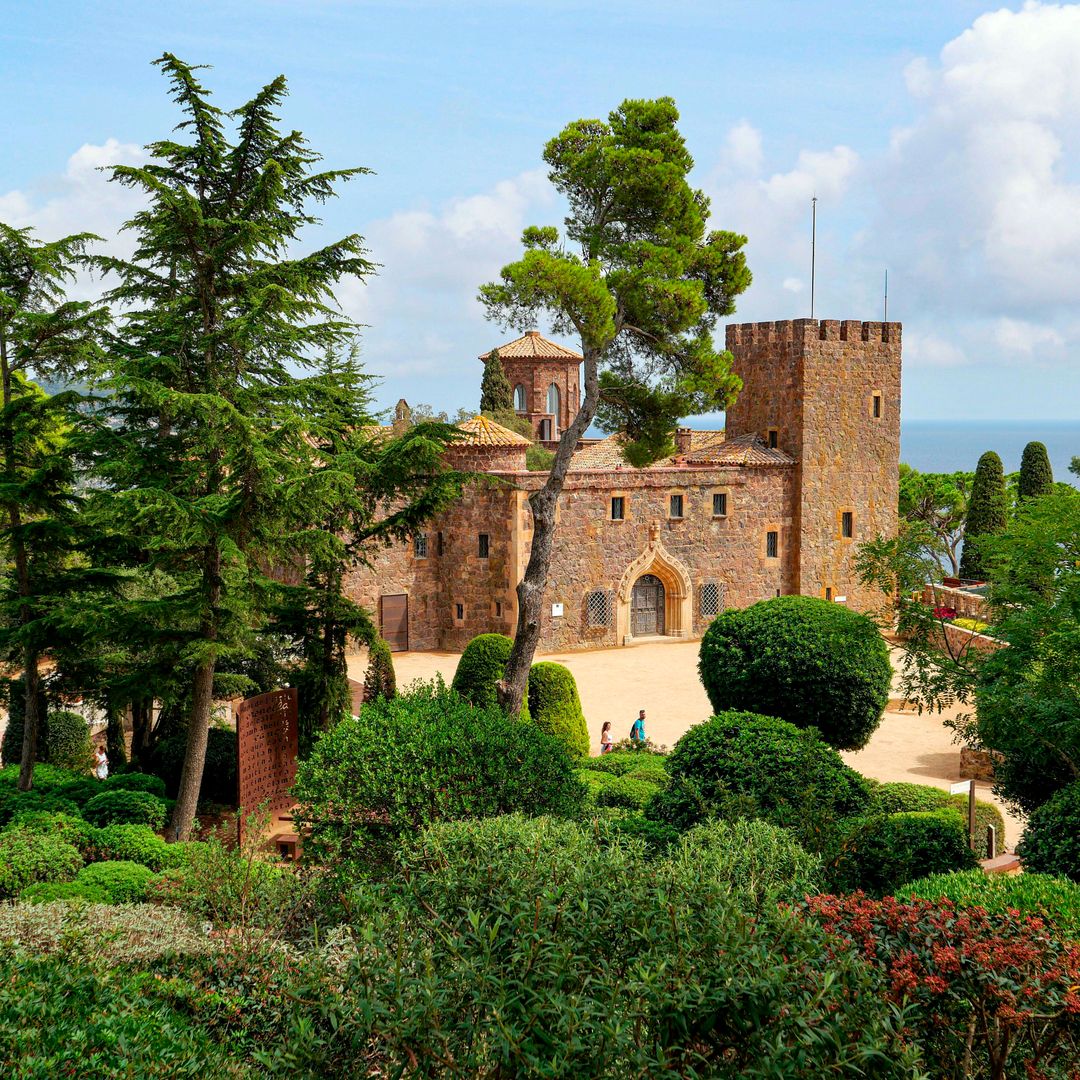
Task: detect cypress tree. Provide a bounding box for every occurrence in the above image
[959,450,1008,580]
[479,348,513,413]
[1018,440,1053,501]
[363,637,397,703]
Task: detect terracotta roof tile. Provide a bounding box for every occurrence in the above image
[679,432,794,466]
[455,415,532,447]
[479,330,582,361]
[569,433,630,470]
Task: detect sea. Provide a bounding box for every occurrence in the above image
[900,420,1080,485]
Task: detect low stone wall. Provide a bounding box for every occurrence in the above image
[960,746,1002,781]
[923,583,990,622]
[937,620,1002,657]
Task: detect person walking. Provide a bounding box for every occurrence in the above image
[630,710,646,744]
[600,721,614,754]
[93,744,109,781]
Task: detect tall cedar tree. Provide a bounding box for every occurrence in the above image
[94,56,374,839]
[1018,441,1054,502]
[0,225,105,791]
[898,464,972,577]
[479,98,750,715]
[479,348,513,413]
[959,451,1008,581]
[272,350,462,750]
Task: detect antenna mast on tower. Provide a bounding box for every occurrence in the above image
[883,267,889,321]
[810,196,817,320]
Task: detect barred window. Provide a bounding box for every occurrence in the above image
[611,496,625,521]
[587,589,612,628]
[841,511,854,539]
[669,493,684,519]
[700,582,723,618]
[712,492,727,517]
[413,533,428,558]
[478,533,490,558]
[766,530,779,558]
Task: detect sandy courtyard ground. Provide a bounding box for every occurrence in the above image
[347,639,1024,851]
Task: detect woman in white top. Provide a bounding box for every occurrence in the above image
[93,745,109,781]
[600,721,614,754]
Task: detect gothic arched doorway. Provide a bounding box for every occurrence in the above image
[631,574,665,637]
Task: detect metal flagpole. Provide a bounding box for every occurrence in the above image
[810,196,817,319]
[884,267,888,321]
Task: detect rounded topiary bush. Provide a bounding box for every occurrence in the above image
[1017,782,1080,882]
[872,781,1005,860]
[90,824,176,871]
[143,727,236,806]
[6,811,96,855]
[43,711,93,773]
[595,774,663,811]
[294,680,583,879]
[698,596,891,750]
[527,662,588,758]
[73,860,156,903]
[649,711,873,845]
[101,773,168,799]
[82,789,168,830]
[0,827,83,899]
[580,749,667,777]
[576,768,617,807]
[20,880,110,904]
[451,634,529,718]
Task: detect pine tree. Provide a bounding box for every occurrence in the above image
[479,348,513,413]
[92,55,375,839]
[0,224,105,791]
[1018,441,1053,501]
[959,450,1008,580]
[363,637,397,703]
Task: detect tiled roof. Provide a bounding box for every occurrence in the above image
[479,330,582,361]
[455,415,532,447]
[675,432,794,466]
[569,433,630,470]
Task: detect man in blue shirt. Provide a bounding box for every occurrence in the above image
[630,710,646,743]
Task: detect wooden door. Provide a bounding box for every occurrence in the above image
[631,574,665,637]
[380,593,409,652]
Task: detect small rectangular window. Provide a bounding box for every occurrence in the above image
[825,587,833,602]
[495,600,503,617]
[873,394,882,419]
[478,533,490,558]
[767,429,779,449]
[766,530,779,558]
[413,533,427,558]
[587,590,611,628]
[842,511,853,539]
[670,494,684,519]
[700,582,723,618]
[455,603,464,621]
[611,496,625,521]
[712,492,727,517]
[437,531,444,556]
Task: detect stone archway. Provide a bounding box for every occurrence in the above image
[616,524,694,644]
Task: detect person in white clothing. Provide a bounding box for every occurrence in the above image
[600,721,614,754]
[93,745,109,781]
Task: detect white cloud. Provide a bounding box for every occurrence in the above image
[904,332,970,369]
[993,316,1066,357]
[782,277,804,293]
[723,121,764,174]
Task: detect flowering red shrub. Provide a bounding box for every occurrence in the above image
[932,606,958,621]
[802,893,1080,1080]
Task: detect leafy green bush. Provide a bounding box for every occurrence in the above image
[363,637,396,703]
[0,827,83,899]
[873,781,1005,859]
[19,880,110,904]
[598,812,680,856]
[0,677,45,767]
[73,861,156,904]
[5,810,96,855]
[698,596,891,750]
[898,869,1080,937]
[831,810,978,896]
[90,824,179,871]
[0,788,80,827]
[82,789,168,829]
[294,681,582,881]
[42,710,93,773]
[576,768,616,807]
[143,727,237,806]
[0,762,81,794]
[649,711,873,853]
[624,759,669,786]
[102,772,168,799]
[579,748,667,776]
[527,661,588,758]
[272,814,919,1078]
[595,774,662,810]
[450,633,529,718]
[52,777,102,807]
[1017,781,1080,881]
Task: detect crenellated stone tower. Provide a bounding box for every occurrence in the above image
[725,319,902,611]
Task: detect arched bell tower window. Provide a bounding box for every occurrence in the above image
[546,383,560,418]
[514,384,527,413]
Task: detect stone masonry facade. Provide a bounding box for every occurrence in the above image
[346,319,902,652]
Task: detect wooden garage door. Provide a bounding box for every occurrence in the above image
[380,593,409,652]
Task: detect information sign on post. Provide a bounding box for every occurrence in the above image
[950,780,977,852]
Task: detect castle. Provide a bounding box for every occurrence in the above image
[347,318,902,652]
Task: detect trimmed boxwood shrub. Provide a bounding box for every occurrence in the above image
[43,711,93,773]
[624,760,669,787]
[1017,781,1080,882]
[451,633,529,719]
[102,772,168,799]
[600,812,680,856]
[73,861,156,903]
[649,711,873,848]
[53,778,102,807]
[698,595,891,750]
[831,810,978,896]
[294,680,583,879]
[579,749,667,777]
[82,789,168,829]
[90,824,179,872]
[0,827,83,899]
[596,774,663,811]
[873,781,1005,859]
[527,662,588,758]
[6,811,97,855]
[20,880,111,904]
[576,768,617,806]
[898,869,1080,937]
[143,727,237,806]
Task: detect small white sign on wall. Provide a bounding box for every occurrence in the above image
[950,780,973,795]
[551,603,564,618]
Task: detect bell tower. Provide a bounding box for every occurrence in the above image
[480,330,582,447]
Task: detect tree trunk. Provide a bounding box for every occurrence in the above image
[105,694,128,767]
[17,648,41,792]
[129,700,150,764]
[498,349,600,717]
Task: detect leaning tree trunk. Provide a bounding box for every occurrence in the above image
[498,348,600,717]
[17,646,42,792]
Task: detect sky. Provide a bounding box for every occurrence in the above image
[3,1,1080,421]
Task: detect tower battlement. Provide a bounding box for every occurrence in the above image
[726,319,902,348]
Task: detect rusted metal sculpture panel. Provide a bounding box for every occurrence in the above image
[237,687,298,838]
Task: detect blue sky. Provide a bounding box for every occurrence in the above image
[4,1,1080,421]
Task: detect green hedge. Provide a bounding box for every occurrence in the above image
[73,861,156,904]
[43,711,93,773]
[5,811,96,855]
[579,749,668,777]
[1017,781,1080,882]
[698,596,891,750]
[451,634,529,719]
[82,789,168,830]
[873,781,1005,859]
[595,774,663,811]
[19,880,111,904]
[0,828,83,900]
[102,773,168,799]
[527,662,588,758]
[90,825,182,872]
